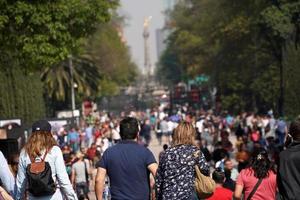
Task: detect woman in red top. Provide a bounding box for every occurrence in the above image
[234,149,277,200]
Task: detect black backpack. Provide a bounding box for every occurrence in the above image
[26,148,56,197]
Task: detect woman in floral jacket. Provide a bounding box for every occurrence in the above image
[156,122,210,200]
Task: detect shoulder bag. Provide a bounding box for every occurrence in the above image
[194,151,216,199]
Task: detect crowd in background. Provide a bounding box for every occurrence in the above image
[0,103,296,200]
[54,106,288,199]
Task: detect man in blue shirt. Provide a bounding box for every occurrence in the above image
[95,117,157,200]
[67,127,80,152]
[276,118,287,146]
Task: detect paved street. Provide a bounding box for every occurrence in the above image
[148,132,164,161]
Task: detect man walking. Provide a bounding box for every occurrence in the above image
[95,117,157,200]
[72,152,90,200]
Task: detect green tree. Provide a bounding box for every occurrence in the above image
[41,57,101,101]
[0,0,117,121]
[158,0,300,116]
[156,45,184,86]
[82,19,138,96]
[260,0,300,116]
[0,0,117,70]
[0,67,45,126]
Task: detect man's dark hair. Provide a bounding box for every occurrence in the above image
[224,168,232,179]
[163,144,168,151]
[289,119,300,141]
[212,168,225,184]
[120,117,139,140]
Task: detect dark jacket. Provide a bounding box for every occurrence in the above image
[277,142,300,200]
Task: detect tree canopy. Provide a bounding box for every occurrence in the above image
[82,18,138,96]
[157,0,300,117]
[0,0,139,124]
[0,0,117,70]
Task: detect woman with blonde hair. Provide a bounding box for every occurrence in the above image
[15,120,78,200]
[156,122,210,200]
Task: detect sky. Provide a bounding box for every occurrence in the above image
[119,0,165,71]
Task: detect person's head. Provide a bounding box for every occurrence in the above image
[163,144,168,151]
[90,143,96,148]
[25,120,57,158]
[119,117,140,140]
[224,159,233,170]
[76,151,84,161]
[80,147,87,154]
[224,168,232,179]
[201,139,208,147]
[62,145,70,151]
[238,143,247,152]
[214,141,222,149]
[219,150,229,160]
[212,168,225,184]
[172,122,195,146]
[70,152,76,162]
[221,130,229,140]
[287,119,300,145]
[9,153,19,176]
[250,148,275,179]
[242,135,248,143]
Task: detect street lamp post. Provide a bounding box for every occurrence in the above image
[69,55,75,121]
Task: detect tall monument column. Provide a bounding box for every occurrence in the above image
[143,16,152,77]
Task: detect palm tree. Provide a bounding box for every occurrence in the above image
[41,57,101,101]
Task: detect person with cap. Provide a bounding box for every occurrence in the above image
[15,120,78,200]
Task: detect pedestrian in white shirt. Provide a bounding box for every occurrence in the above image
[15,120,77,200]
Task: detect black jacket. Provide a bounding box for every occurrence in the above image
[278,142,300,200]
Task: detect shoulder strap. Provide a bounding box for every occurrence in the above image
[193,150,201,158]
[42,147,54,161]
[29,156,35,164]
[84,160,89,183]
[247,178,263,200]
[30,147,53,163]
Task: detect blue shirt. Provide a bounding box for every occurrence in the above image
[277,120,286,133]
[85,126,93,139]
[97,140,156,200]
[0,151,15,195]
[67,131,79,143]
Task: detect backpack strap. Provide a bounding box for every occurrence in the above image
[29,156,35,164]
[30,147,53,163]
[41,147,52,161]
[42,149,51,162]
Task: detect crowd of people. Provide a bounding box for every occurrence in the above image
[0,106,300,200]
